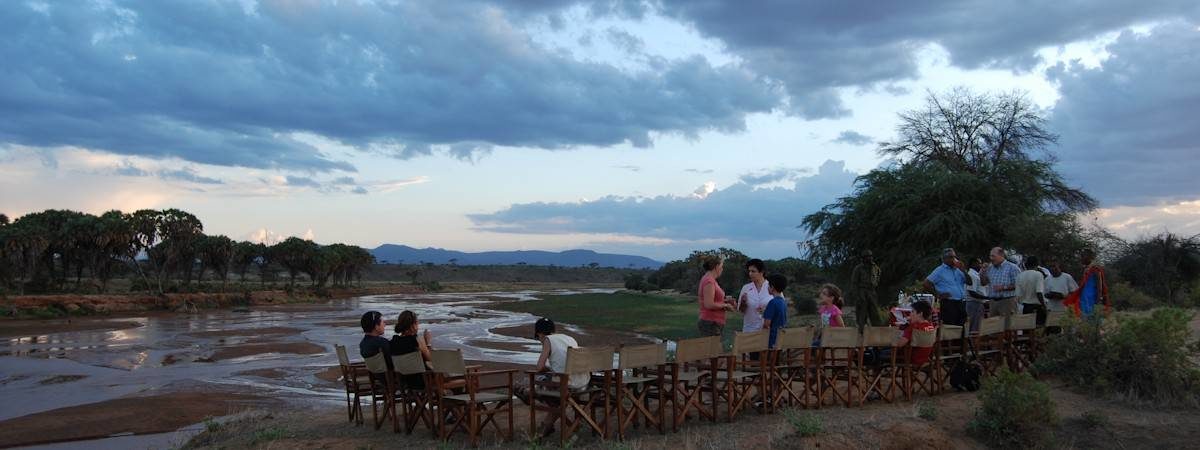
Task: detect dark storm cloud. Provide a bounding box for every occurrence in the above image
[1049,22,1200,206]
[831,130,874,146]
[0,0,777,170]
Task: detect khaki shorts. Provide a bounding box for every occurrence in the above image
[698,319,724,337]
[989,298,1018,317]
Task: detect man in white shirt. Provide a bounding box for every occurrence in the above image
[738,259,772,333]
[1043,257,1079,313]
[1015,255,1047,325]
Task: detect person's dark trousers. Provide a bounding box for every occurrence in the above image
[856,292,884,330]
[940,299,966,326]
[1022,303,1047,326]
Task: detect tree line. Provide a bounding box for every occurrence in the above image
[0,209,374,295]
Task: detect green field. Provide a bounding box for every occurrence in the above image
[490,291,746,342]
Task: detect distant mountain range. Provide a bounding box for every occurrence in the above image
[370,244,663,269]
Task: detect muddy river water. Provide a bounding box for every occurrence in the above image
[0,289,632,449]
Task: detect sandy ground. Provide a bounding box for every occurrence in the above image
[176,376,1200,450]
[0,392,270,448]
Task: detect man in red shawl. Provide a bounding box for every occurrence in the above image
[1063,248,1109,317]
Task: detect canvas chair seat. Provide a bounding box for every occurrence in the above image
[715,369,760,380]
[534,385,601,397]
[669,370,710,382]
[619,375,658,385]
[443,392,513,403]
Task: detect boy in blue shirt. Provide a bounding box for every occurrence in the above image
[762,274,789,348]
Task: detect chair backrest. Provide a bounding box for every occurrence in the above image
[364,352,388,374]
[911,329,937,348]
[938,325,965,342]
[675,336,721,363]
[978,316,1005,336]
[861,326,896,347]
[776,326,815,350]
[430,349,467,376]
[618,343,666,369]
[566,346,616,374]
[732,330,769,355]
[392,351,427,376]
[335,344,351,367]
[1044,311,1067,328]
[820,327,860,348]
[1007,313,1037,331]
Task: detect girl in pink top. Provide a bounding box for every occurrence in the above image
[818,283,846,327]
[697,255,734,337]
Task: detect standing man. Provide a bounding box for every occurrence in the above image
[923,248,969,326]
[965,257,989,332]
[738,259,772,334]
[1016,256,1047,325]
[981,247,1021,317]
[1043,257,1078,313]
[1064,248,1110,317]
[850,250,883,330]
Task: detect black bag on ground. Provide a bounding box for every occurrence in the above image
[949,328,982,392]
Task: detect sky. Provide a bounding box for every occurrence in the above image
[2,0,1199,262]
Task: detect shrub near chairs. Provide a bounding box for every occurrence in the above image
[613,343,668,439]
[430,349,516,447]
[816,327,862,408]
[859,326,899,404]
[335,344,371,425]
[771,327,816,409]
[714,330,771,420]
[528,346,616,447]
[667,336,721,431]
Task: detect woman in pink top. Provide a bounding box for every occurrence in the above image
[697,255,735,337]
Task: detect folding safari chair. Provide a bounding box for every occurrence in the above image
[816,327,862,408]
[666,336,721,431]
[899,329,938,401]
[335,344,371,425]
[363,352,400,432]
[714,330,771,421]
[859,326,899,404]
[771,327,816,409]
[527,346,615,447]
[974,317,1007,377]
[391,351,435,435]
[1005,313,1038,372]
[933,321,967,394]
[430,349,516,447]
[613,343,668,439]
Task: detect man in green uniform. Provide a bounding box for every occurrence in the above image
[850,250,884,329]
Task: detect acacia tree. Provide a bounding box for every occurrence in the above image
[803,88,1097,294]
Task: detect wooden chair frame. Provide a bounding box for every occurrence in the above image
[933,322,966,394]
[363,352,399,432]
[714,331,771,420]
[613,343,668,439]
[899,329,938,401]
[527,346,615,447]
[771,327,815,409]
[974,317,1007,377]
[816,327,862,408]
[391,351,435,435]
[430,349,516,447]
[1005,313,1038,372]
[859,326,899,404]
[666,336,721,431]
[335,344,370,425]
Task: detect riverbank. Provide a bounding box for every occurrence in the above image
[0,282,620,320]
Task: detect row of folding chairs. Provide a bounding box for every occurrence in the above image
[331,312,1060,447]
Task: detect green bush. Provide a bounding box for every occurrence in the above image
[782,409,822,437]
[1035,308,1200,407]
[916,401,938,421]
[1109,281,1161,310]
[968,369,1058,448]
